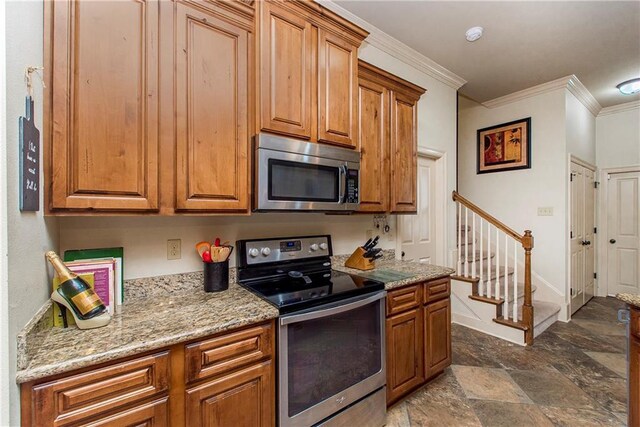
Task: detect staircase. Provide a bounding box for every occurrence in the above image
[451,192,560,346]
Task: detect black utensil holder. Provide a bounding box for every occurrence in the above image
[203,260,229,292]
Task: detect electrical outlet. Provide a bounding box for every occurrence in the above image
[537,207,554,216]
[167,239,181,260]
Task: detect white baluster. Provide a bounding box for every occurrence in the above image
[486,225,492,298]
[479,218,484,297]
[472,212,477,278]
[457,203,462,275]
[495,228,500,300]
[504,234,509,318]
[464,207,469,277]
[513,240,519,321]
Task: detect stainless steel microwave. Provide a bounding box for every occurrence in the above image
[254,133,360,212]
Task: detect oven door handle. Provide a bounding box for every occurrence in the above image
[280,291,386,325]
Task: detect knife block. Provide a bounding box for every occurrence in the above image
[344,247,375,271]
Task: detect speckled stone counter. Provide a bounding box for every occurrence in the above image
[617,293,640,309]
[16,271,278,384]
[332,250,455,290]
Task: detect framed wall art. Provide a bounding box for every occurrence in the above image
[477,117,531,174]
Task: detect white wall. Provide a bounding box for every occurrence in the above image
[5,1,59,425]
[458,89,568,293]
[596,104,640,169]
[566,91,596,165]
[60,214,397,279]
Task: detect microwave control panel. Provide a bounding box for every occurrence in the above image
[345,169,359,204]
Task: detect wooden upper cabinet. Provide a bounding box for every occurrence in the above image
[175,1,250,212]
[258,2,313,139]
[357,61,425,214]
[48,0,159,211]
[390,91,419,213]
[357,73,389,212]
[257,1,367,147]
[317,29,358,148]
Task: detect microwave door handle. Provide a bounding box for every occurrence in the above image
[339,164,348,204]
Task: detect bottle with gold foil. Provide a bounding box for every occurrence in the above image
[46,251,111,329]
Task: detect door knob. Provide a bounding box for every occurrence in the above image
[610,239,616,244]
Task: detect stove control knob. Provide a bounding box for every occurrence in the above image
[248,248,259,258]
[319,243,328,250]
[261,247,271,256]
[310,244,319,252]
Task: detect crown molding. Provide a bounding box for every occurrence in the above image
[597,100,640,117]
[482,75,602,116]
[317,0,467,90]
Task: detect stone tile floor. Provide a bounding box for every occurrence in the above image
[386,297,629,426]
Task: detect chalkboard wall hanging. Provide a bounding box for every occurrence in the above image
[19,96,40,211]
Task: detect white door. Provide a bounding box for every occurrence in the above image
[570,163,585,314]
[584,168,596,302]
[399,156,437,263]
[607,171,640,296]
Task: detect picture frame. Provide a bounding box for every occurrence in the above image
[477,117,531,174]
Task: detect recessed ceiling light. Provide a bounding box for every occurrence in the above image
[617,78,640,95]
[465,27,484,42]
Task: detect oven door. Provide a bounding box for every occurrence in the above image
[255,142,359,212]
[278,292,386,427]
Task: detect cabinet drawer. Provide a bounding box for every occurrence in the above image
[82,397,168,427]
[423,278,450,304]
[631,307,640,339]
[387,285,422,316]
[31,352,169,426]
[185,322,274,384]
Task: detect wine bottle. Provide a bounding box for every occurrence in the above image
[46,251,107,320]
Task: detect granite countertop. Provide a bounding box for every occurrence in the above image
[332,251,455,290]
[616,293,640,309]
[16,272,279,384]
[17,251,454,384]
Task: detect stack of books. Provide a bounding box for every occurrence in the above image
[52,247,124,327]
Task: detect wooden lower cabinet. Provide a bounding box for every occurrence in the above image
[21,320,276,427]
[185,361,274,426]
[386,308,425,404]
[630,306,639,427]
[385,278,452,406]
[424,298,452,379]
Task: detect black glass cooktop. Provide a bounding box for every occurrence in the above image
[240,269,385,314]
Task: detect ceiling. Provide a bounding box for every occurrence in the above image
[334,1,640,108]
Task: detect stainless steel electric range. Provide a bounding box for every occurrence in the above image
[236,235,387,427]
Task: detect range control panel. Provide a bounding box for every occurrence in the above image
[239,235,332,266]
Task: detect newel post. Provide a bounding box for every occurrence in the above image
[522,230,534,345]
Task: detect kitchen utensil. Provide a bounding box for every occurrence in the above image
[364,248,382,258]
[368,235,379,249]
[370,254,383,261]
[196,241,211,258]
[362,238,373,249]
[214,237,221,247]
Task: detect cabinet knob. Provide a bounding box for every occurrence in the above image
[610,239,616,244]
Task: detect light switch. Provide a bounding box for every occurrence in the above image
[537,207,554,216]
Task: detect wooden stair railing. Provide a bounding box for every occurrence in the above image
[452,191,535,345]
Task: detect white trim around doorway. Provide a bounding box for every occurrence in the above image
[395,148,448,267]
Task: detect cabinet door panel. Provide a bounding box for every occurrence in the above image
[185,361,274,427]
[259,2,313,139]
[50,0,159,210]
[318,29,358,148]
[357,78,389,212]
[175,3,249,211]
[424,298,452,379]
[386,308,424,405]
[390,92,418,213]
